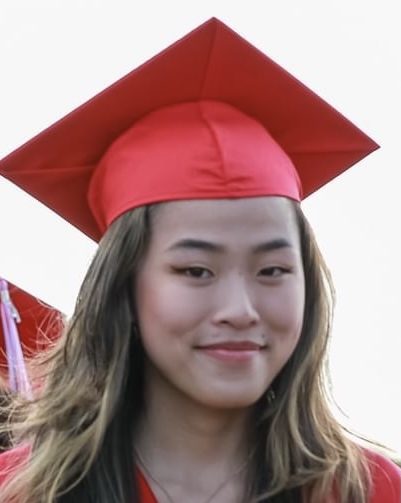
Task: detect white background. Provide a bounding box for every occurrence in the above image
[0,1,400,455]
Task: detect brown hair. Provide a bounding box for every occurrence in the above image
[247,203,370,502]
[0,385,13,452]
[0,201,371,502]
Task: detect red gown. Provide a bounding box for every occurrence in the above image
[0,444,400,502]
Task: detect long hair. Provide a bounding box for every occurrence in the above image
[248,204,370,503]
[0,201,370,503]
[0,385,14,452]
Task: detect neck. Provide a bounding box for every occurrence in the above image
[135,363,253,495]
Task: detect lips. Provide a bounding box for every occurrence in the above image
[195,341,265,363]
[196,341,265,351]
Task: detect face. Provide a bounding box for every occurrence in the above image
[135,197,305,410]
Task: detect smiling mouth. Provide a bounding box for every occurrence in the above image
[194,342,266,363]
[196,341,266,351]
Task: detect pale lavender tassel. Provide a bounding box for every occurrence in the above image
[0,279,32,399]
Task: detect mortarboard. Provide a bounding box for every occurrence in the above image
[0,18,378,242]
[0,279,62,394]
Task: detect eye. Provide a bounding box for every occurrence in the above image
[174,267,213,279]
[259,266,291,278]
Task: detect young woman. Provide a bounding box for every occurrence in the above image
[0,18,399,503]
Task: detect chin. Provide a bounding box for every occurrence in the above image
[192,385,269,411]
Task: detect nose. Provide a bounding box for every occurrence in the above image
[212,276,260,329]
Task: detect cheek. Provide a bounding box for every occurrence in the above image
[262,281,305,340]
[135,271,210,338]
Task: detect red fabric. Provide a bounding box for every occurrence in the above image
[88,100,302,233]
[367,451,401,503]
[136,468,158,503]
[0,444,30,487]
[0,18,378,241]
[0,444,399,502]
[0,282,62,378]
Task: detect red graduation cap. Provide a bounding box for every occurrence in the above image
[0,279,62,393]
[0,18,378,241]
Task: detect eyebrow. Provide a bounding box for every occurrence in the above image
[167,238,293,254]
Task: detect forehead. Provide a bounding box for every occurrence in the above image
[150,197,300,247]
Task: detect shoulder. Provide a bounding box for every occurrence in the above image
[0,443,30,486]
[365,449,401,502]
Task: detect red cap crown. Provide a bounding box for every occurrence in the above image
[89,101,302,232]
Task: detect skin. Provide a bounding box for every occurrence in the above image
[134,196,305,502]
